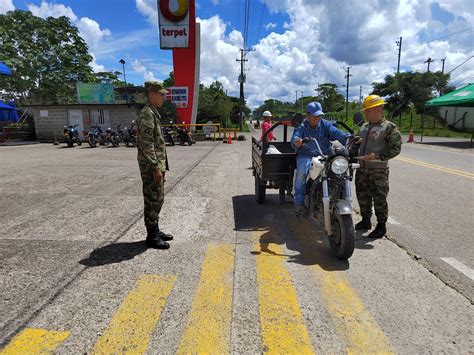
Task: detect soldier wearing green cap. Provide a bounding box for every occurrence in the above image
[137,81,173,249]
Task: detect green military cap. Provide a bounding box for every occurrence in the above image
[144,81,168,94]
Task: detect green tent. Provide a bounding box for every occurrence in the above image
[425,83,474,107]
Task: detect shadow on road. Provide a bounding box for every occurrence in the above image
[233,194,350,271]
[79,241,147,267]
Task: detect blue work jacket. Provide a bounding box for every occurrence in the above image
[291,118,350,158]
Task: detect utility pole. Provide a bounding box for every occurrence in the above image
[236,48,254,131]
[396,36,402,74]
[359,85,363,105]
[301,91,304,112]
[441,57,446,74]
[345,66,352,122]
[295,90,298,104]
[424,57,434,72]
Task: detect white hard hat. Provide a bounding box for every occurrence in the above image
[262,111,272,117]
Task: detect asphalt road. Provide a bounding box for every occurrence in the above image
[0,137,473,353]
[257,123,474,301]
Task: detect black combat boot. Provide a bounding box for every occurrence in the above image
[145,225,170,249]
[156,224,173,241]
[355,216,372,230]
[367,222,386,239]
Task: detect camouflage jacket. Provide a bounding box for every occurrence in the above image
[136,104,168,172]
[358,119,402,169]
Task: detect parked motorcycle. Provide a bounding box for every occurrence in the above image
[117,125,126,144]
[123,121,138,147]
[176,125,193,146]
[105,126,121,147]
[87,125,108,148]
[162,126,175,146]
[63,124,82,147]
[299,123,360,260]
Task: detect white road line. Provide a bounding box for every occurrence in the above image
[441,258,474,281]
[387,216,400,225]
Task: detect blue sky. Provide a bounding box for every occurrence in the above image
[1,0,473,107]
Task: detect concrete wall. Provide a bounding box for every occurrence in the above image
[27,105,141,142]
[439,106,474,130]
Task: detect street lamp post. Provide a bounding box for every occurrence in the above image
[119,59,128,103]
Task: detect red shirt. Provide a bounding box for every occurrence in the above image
[260,121,274,142]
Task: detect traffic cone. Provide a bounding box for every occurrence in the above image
[227,133,232,144]
[408,128,414,143]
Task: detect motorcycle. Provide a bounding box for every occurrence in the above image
[63,124,82,147]
[162,126,175,146]
[87,125,108,148]
[176,125,193,146]
[105,126,121,147]
[123,121,138,147]
[117,125,126,144]
[298,122,360,260]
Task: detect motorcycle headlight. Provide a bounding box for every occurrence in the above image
[331,157,349,175]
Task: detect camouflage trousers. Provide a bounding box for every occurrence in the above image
[139,164,164,228]
[355,168,390,223]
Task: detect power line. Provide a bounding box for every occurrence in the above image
[447,55,474,74]
[255,0,266,46]
[348,27,474,66]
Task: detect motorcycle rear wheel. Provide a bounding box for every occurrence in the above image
[329,213,354,260]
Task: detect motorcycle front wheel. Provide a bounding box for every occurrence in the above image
[88,136,96,148]
[329,213,355,260]
[111,136,120,147]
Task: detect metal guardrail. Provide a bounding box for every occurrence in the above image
[161,123,241,141]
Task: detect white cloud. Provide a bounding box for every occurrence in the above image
[28,1,77,21]
[27,1,112,72]
[196,1,474,107]
[0,0,14,13]
[264,22,277,31]
[90,53,105,73]
[132,59,158,82]
[76,17,111,53]
[136,0,158,28]
[211,0,220,4]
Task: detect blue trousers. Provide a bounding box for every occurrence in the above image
[294,156,312,206]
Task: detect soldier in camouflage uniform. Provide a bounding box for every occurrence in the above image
[137,81,173,249]
[355,95,402,238]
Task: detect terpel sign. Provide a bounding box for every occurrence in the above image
[158,0,190,49]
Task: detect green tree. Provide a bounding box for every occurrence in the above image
[163,71,174,88]
[0,10,95,104]
[94,71,126,86]
[371,71,451,115]
[317,83,345,112]
[197,81,241,127]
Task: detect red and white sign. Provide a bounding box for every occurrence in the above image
[158,0,190,49]
[166,86,188,108]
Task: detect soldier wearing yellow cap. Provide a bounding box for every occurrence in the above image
[355,95,402,238]
[137,81,173,249]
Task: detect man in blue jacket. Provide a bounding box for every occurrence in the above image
[291,102,350,217]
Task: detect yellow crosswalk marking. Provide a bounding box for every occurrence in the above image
[177,244,235,354]
[288,220,394,354]
[92,274,176,354]
[0,328,70,354]
[253,230,315,354]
